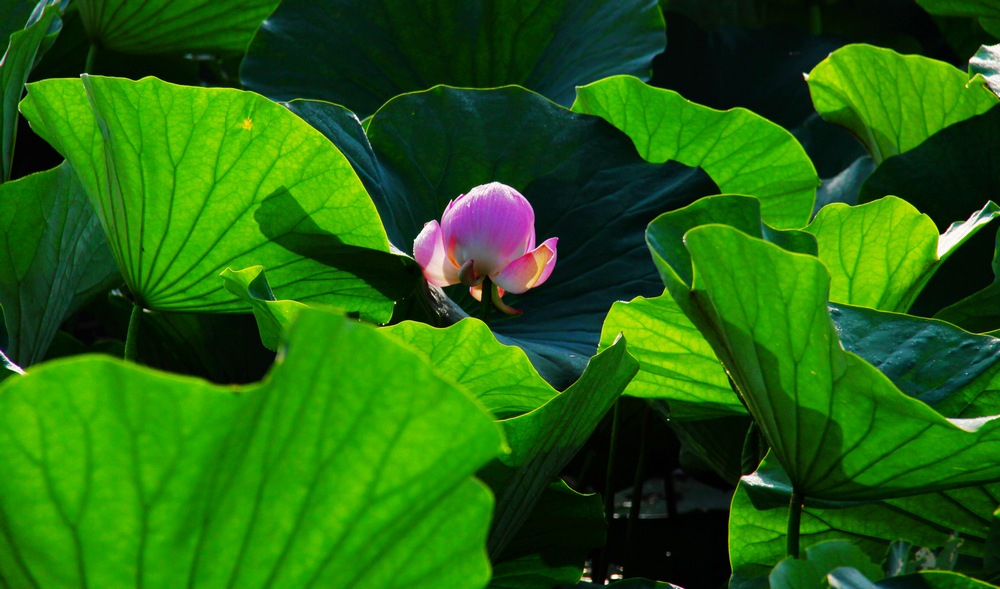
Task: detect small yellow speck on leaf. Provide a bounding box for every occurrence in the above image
[242,117,253,130]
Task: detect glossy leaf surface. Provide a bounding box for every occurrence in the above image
[242,0,666,117]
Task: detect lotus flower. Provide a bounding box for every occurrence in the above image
[414,182,558,315]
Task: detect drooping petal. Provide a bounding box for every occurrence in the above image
[413,220,459,287]
[441,182,535,277]
[492,238,558,294]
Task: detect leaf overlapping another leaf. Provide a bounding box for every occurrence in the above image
[19,76,404,320]
[0,310,503,589]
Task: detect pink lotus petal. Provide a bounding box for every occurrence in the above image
[413,220,459,287]
[492,239,557,294]
[469,284,483,301]
[442,182,535,277]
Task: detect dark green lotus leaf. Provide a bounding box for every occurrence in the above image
[831,303,1000,413]
[0,0,37,47]
[861,107,1000,316]
[807,44,997,163]
[294,86,717,387]
[134,308,275,385]
[1,0,60,182]
[76,0,279,55]
[0,309,502,588]
[480,335,637,556]
[806,198,999,313]
[0,163,118,366]
[731,460,1000,586]
[20,76,405,320]
[241,0,666,117]
[489,481,604,589]
[918,1,1000,37]
[658,223,1000,500]
[572,75,818,229]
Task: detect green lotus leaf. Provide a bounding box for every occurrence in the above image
[657,222,1000,501]
[76,0,279,55]
[770,541,882,589]
[19,76,405,320]
[242,0,666,117]
[480,335,637,556]
[860,106,1000,317]
[602,194,813,420]
[0,163,118,366]
[917,0,1000,37]
[572,75,818,229]
[731,462,1000,585]
[0,309,502,588]
[807,44,997,163]
[1,0,60,181]
[599,292,739,420]
[383,319,557,420]
[805,197,999,312]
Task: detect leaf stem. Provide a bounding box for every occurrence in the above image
[480,276,492,325]
[624,404,650,578]
[84,43,96,75]
[787,489,803,558]
[124,302,142,362]
[595,399,621,585]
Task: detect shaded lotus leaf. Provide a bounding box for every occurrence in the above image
[76,0,279,55]
[807,43,997,163]
[242,0,666,117]
[1,0,60,181]
[292,87,717,387]
[572,75,817,229]
[917,0,1000,37]
[19,76,406,320]
[480,335,637,556]
[0,309,502,588]
[0,163,118,366]
[487,481,604,589]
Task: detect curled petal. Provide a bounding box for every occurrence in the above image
[442,182,535,277]
[414,220,459,287]
[492,238,558,294]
